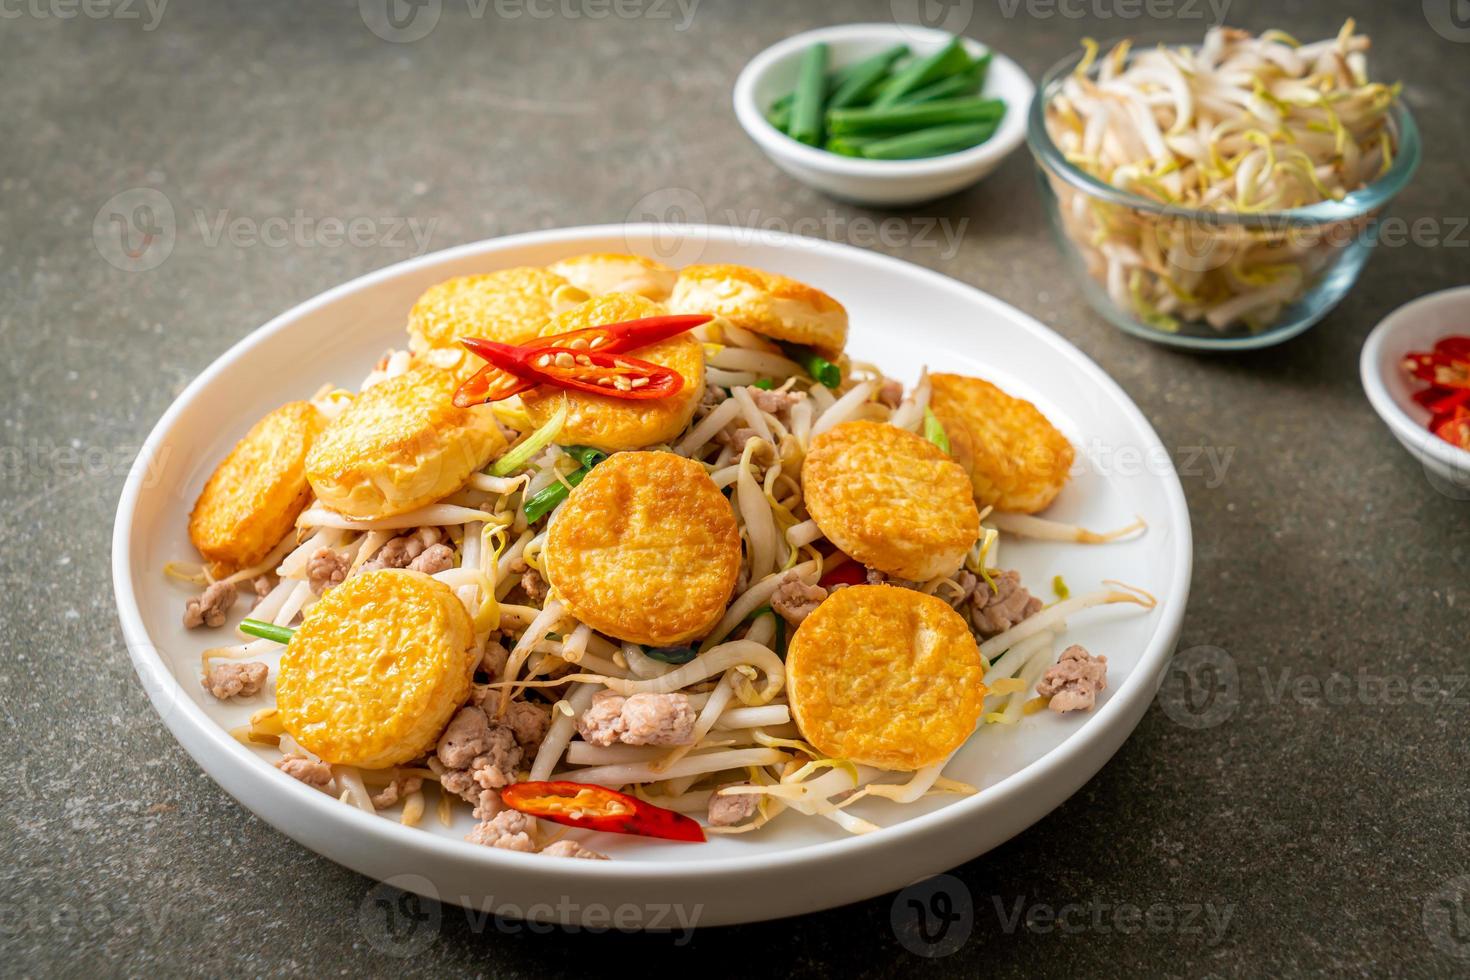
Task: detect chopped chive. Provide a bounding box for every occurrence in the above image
[871,37,972,108]
[823,135,874,157]
[827,45,908,110]
[857,119,1000,159]
[490,405,566,477]
[894,54,990,105]
[789,42,829,146]
[780,343,840,388]
[560,444,607,469]
[240,619,295,644]
[1052,575,1070,600]
[922,408,951,453]
[753,378,775,390]
[524,463,593,522]
[767,100,792,133]
[827,97,1006,137]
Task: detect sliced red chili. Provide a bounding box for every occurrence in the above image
[1403,336,1470,391]
[452,314,710,407]
[463,337,683,401]
[500,780,707,842]
[819,559,866,589]
[1433,413,1470,452]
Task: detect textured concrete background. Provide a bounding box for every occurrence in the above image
[3,0,1468,974]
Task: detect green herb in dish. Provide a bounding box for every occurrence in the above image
[780,342,841,388]
[788,42,829,145]
[870,36,972,107]
[922,408,951,453]
[827,96,1005,137]
[240,619,295,644]
[858,119,1000,159]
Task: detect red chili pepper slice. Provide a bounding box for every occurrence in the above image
[500,781,707,842]
[462,338,683,401]
[1433,413,1470,452]
[819,560,866,589]
[1403,336,1470,390]
[452,314,710,406]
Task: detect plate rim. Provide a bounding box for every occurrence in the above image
[112,222,1193,883]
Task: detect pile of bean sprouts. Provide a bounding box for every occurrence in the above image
[180,319,1157,846]
[1042,22,1399,333]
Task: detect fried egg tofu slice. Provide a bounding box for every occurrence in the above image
[276,570,476,768]
[519,293,705,452]
[787,585,985,771]
[667,263,847,359]
[189,400,325,572]
[929,373,1075,514]
[548,253,677,302]
[305,367,507,519]
[407,267,588,378]
[544,451,740,646]
[803,420,979,582]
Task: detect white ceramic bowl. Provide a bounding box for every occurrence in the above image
[113,224,1191,927]
[733,24,1034,206]
[1361,285,1470,493]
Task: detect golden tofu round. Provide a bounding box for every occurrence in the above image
[803,420,979,581]
[543,451,740,646]
[189,400,324,572]
[929,373,1075,514]
[548,253,677,302]
[787,585,985,771]
[667,263,847,359]
[407,267,588,378]
[305,367,507,519]
[276,570,477,768]
[520,293,705,452]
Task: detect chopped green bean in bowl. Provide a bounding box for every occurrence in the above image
[733,23,1035,206]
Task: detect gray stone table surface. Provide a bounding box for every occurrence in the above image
[3,0,1467,975]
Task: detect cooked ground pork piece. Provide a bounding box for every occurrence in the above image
[708,783,760,827]
[1036,645,1108,713]
[370,775,424,809]
[305,546,349,595]
[183,580,237,629]
[501,699,551,751]
[770,571,828,626]
[748,385,806,421]
[877,379,904,409]
[969,569,1043,638]
[518,566,549,606]
[717,423,762,452]
[540,839,609,860]
[864,567,920,590]
[201,661,268,700]
[250,574,276,608]
[695,383,728,420]
[408,542,455,575]
[478,637,511,679]
[576,691,696,747]
[435,706,522,786]
[360,527,443,573]
[275,753,332,791]
[466,809,537,852]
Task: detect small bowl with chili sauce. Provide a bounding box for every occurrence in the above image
[1361,285,1470,493]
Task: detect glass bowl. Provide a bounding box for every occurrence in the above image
[1025,44,1421,351]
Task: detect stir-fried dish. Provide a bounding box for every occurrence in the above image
[171,254,1156,859]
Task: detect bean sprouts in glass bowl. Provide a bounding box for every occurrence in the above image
[1026,24,1420,350]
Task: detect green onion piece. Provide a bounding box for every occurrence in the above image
[767,100,792,133]
[858,119,1000,160]
[769,44,908,128]
[827,97,1005,137]
[643,645,698,665]
[773,611,787,660]
[922,408,951,454]
[894,54,990,105]
[1052,575,1070,600]
[240,619,295,644]
[489,402,567,477]
[871,37,972,108]
[824,135,873,157]
[780,343,840,388]
[560,444,608,469]
[523,465,589,523]
[827,45,907,110]
[789,42,829,146]
[753,378,775,390]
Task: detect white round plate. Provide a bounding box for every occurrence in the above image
[113,224,1192,927]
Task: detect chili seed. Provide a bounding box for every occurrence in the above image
[554,352,575,368]
[576,355,592,366]
[630,377,649,388]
